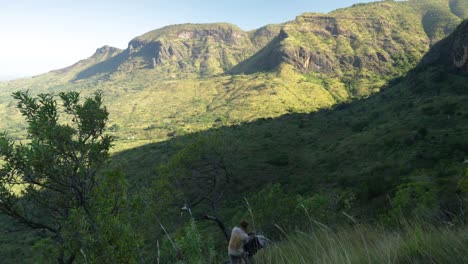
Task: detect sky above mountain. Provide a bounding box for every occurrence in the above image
[0,0,374,80]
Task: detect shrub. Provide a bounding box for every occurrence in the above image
[388,182,438,223]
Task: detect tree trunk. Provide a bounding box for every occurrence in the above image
[202,214,230,242]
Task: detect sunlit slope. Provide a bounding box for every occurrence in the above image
[113,18,468,232]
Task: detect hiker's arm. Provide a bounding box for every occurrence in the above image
[241,231,250,243]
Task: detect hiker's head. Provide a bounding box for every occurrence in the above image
[240,220,248,231]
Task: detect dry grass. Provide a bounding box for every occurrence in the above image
[254,224,468,264]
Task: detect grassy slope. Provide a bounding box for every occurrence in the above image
[3,52,466,262]
[0,70,347,153]
[410,0,463,44]
[255,224,468,264]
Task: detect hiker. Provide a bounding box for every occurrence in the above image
[228,220,252,264]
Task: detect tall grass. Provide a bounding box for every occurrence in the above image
[254,224,468,264]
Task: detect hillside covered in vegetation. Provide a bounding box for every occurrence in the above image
[0,0,465,152]
[103,18,468,262]
[1,0,468,263]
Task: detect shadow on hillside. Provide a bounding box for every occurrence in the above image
[229,34,284,74]
[108,76,398,191]
[109,59,468,201]
[74,51,129,81]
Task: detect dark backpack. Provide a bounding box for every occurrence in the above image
[244,235,268,257]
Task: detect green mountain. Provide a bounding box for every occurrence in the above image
[232,0,462,87]
[0,0,465,153]
[74,23,282,80]
[90,18,468,262]
[117,17,468,211]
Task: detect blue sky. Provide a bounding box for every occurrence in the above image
[0,0,374,79]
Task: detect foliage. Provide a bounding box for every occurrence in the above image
[0,91,113,263]
[108,36,468,260]
[161,218,218,264]
[248,184,298,236]
[387,182,438,224]
[458,168,468,193]
[66,170,141,264]
[450,0,468,19]
[0,92,141,263]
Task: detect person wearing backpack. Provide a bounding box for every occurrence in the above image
[228,220,252,264]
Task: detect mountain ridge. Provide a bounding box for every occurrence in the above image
[3,0,461,84]
[1,0,465,84]
[0,0,466,151]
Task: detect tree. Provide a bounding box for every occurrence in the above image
[0,91,112,263]
[157,133,236,242]
[65,170,140,264]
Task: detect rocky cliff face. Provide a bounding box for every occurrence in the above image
[2,1,468,150]
[226,1,468,100]
[50,0,466,83]
[71,23,282,80]
[120,23,265,77]
[233,0,465,79]
[420,19,468,74]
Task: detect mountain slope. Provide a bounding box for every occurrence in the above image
[53,45,123,78]
[105,19,468,261]
[0,0,465,151]
[420,19,468,73]
[93,18,468,263]
[74,23,281,80]
[450,0,468,19]
[115,18,468,207]
[231,0,464,96]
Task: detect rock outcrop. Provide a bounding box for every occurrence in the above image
[120,23,264,77]
[232,1,465,78]
[420,19,468,74]
[62,0,465,81]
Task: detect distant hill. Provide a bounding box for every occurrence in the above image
[72,23,282,80]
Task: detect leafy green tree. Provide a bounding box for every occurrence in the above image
[389,182,438,224]
[249,184,298,237]
[0,91,112,263]
[64,170,141,264]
